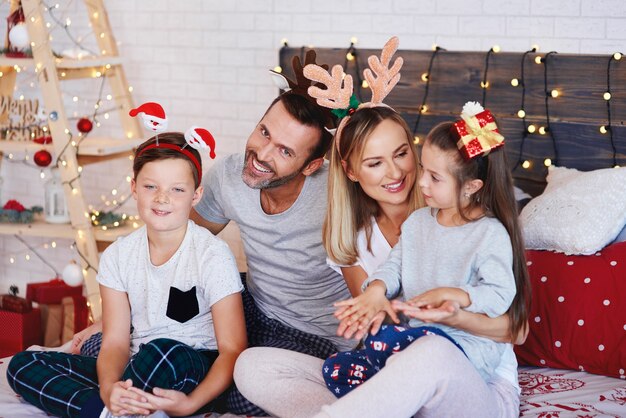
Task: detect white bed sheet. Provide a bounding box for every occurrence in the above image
[2,356,625,417]
[519,366,626,417]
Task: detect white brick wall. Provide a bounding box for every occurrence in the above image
[1,0,626,295]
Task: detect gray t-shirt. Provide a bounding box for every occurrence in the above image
[195,153,352,350]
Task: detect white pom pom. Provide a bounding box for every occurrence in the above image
[461,101,484,118]
[62,261,84,287]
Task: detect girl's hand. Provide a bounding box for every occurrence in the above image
[334,281,399,338]
[102,379,153,416]
[127,387,193,417]
[393,299,460,323]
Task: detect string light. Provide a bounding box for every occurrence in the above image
[481,47,497,106]
[513,47,537,171]
[412,46,445,138]
[604,52,622,167]
[542,51,559,165]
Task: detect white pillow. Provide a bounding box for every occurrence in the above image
[520,166,626,255]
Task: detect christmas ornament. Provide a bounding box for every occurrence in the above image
[184,126,216,158]
[61,261,84,286]
[77,118,93,133]
[33,136,53,144]
[34,149,52,167]
[44,169,70,224]
[49,111,58,121]
[129,102,168,133]
[8,23,29,49]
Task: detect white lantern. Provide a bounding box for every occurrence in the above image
[44,168,70,223]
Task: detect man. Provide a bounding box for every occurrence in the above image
[190,91,351,415]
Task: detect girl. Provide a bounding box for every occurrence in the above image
[317,103,531,415]
[234,106,528,418]
[7,132,246,418]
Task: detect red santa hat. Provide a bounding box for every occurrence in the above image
[184,126,216,159]
[129,102,167,124]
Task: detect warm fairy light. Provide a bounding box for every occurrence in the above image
[126,176,132,182]
[65,17,72,26]
[72,188,79,195]
[531,44,540,51]
[511,78,519,87]
[10,257,15,264]
[102,226,108,231]
[25,254,30,261]
[128,86,134,92]
[550,89,560,98]
[78,166,83,173]
[61,160,67,167]
[603,92,611,100]
[614,52,622,61]
[421,73,429,82]
[112,189,118,196]
[351,37,358,44]
[133,222,139,228]
[534,56,543,64]
[280,38,288,46]
[413,136,420,144]
[104,113,110,119]
[30,16,35,22]
[527,124,536,133]
[127,132,133,139]
[522,160,531,169]
[544,158,552,167]
[71,140,77,147]
[40,171,45,179]
[273,65,282,73]
[346,52,355,61]
[73,96,78,102]
[64,129,70,134]
[492,45,501,53]
[93,12,99,18]
[420,105,428,113]
[431,44,438,51]
[600,126,608,134]
[361,80,369,88]
[106,94,112,100]
[538,126,547,135]
[51,241,57,248]
[480,81,489,89]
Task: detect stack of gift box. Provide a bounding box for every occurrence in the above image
[0,279,89,357]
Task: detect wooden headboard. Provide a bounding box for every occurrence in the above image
[279,47,626,196]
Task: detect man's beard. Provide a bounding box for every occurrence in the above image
[241,151,306,190]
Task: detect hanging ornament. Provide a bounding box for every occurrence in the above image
[34,149,52,167]
[77,118,93,133]
[61,261,84,286]
[8,23,29,50]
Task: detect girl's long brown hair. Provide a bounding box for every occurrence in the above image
[425,122,531,340]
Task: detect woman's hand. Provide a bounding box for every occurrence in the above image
[403,287,470,310]
[392,299,460,323]
[334,281,398,339]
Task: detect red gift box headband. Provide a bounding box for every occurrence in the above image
[452,101,505,160]
[129,102,217,182]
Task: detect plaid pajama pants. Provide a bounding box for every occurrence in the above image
[76,274,339,417]
[6,338,223,418]
[322,325,466,398]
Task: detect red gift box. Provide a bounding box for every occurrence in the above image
[26,278,84,304]
[0,308,42,358]
[453,109,504,160]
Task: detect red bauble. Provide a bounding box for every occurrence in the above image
[77,118,93,133]
[34,149,53,167]
[33,136,53,144]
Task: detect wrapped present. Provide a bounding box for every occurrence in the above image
[26,278,84,305]
[0,308,42,357]
[0,285,32,313]
[453,108,504,160]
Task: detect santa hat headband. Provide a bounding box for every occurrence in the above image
[136,142,203,181]
[302,36,403,160]
[130,101,218,182]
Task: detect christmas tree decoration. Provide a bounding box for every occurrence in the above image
[76,118,93,134]
[34,150,53,167]
[61,261,84,287]
[0,200,42,223]
[33,136,53,144]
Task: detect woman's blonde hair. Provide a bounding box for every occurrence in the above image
[323,107,424,265]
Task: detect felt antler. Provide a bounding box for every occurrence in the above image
[271,50,329,95]
[363,36,403,105]
[303,64,353,110]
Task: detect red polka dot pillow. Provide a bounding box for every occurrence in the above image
[515,242,626,379]
[520,166,626,255]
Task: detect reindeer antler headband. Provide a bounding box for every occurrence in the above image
[302,36,404,159]
[269,50,335,130]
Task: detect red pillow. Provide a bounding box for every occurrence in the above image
[515,242,626,378]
